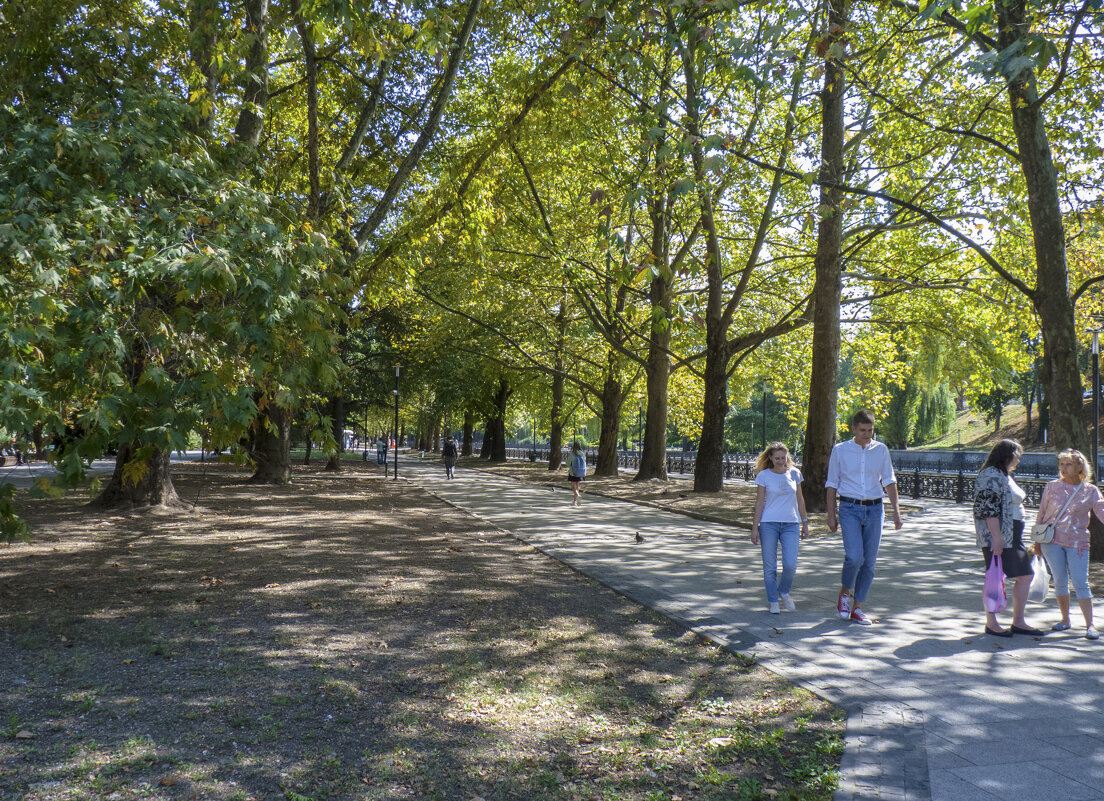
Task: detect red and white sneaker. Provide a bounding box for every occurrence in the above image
[837,591,851,619]
[850,608,873,625]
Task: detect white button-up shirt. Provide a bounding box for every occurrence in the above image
[825,438,897,500]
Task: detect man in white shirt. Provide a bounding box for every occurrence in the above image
[825,409,903,624]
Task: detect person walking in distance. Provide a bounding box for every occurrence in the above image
[442,437,458,480]
[825,409,903,624]
[568,442,586,506]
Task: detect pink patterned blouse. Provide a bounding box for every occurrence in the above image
[1035,480,1104,550]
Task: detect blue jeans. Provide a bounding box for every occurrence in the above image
[759,522,800,603]
[839,501,883,603]
[1040,542,1092,599]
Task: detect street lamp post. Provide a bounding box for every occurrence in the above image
[1092,328,1100,486]
[363,401,369,461]
[393,364,400,480]
[637,404,643,455]
[761,380,768,453]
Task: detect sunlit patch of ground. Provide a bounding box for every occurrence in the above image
[1,463,843,800]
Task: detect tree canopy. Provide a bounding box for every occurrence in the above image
[3,0,1103,534]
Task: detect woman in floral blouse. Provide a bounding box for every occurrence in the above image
[1035,449,1104,640]
[973,439,1043,637]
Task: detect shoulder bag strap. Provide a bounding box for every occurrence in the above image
[1049,484,1082,526]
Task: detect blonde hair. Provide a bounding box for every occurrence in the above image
[755,442,793,473]
[1057,449,1092,482]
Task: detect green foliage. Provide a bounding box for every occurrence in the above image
[0,87,341,525]
[881,381,921,450]
[915,384,956,444]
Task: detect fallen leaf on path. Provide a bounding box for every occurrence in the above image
[707,736,733,747]
[158,774,180,786]
[15,730,34,739]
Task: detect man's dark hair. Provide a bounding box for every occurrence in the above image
[982,439,1023,475]
[852,409,875,426]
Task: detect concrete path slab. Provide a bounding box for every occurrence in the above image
[403,457,1104,801]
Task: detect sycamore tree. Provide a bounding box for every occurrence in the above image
[833,0,1104,454]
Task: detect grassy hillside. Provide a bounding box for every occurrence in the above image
[921,399,1101,451]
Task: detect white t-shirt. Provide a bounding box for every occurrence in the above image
[755,467,803,523]
[1008,476,1026,521]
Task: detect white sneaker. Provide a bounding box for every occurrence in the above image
[1086,626,1100,640]
[781,594,795,611]
[769,602,780,614]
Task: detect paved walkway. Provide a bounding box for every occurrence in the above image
[402,457,1104,801]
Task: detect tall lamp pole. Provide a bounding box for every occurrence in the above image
[637,404,643,455]
[393,364,400,480]
[363,401,369,461]
[1092,329,1100,486]
[761,380,768,453]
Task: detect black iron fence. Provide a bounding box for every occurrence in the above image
[504,447,1058,508]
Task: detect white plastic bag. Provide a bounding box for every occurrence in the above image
[1028,555,1050,604]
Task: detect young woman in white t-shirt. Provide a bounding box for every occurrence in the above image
[751,442,810,614]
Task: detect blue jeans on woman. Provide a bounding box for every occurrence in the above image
[1040,542,1092,599]
[839,501,883,603]
[759,521,799,603]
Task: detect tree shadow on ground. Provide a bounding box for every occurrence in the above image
[0,465,842,801]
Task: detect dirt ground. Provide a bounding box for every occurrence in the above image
[1,463,843,801]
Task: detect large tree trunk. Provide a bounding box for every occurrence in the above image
[548,378,565,471]
[694,337,730,492]
[232,0,269,146]
[636,193,672,481]
[680,22,729,494]
[594,359,622,477]
[801,0,847,512]
[187,0,219,134]
[486,378,510,462]
[995,0,1085,453]
[480,418,495,459]
[461,411,474,456]
[93,442,179,508]
[250,401,292,484]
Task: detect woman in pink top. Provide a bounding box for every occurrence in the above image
[1035,449,1104,640]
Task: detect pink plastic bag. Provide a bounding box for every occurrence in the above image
[984,554,1007,613]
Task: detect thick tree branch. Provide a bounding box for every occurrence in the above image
[354,0,482,247]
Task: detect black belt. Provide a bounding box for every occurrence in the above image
[839,496,882,506]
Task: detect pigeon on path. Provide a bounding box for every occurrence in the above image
[634,532,644,544]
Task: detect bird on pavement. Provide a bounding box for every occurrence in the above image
[634,532,644,543]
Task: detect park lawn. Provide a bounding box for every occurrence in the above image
[0,463,844,801]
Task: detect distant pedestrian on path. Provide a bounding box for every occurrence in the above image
[974,439,1043,637]
[442,438,458,479]
[751,442,809,614]
[826,409,903,625]
[568,442,586,506]
[1035,449,1104,640]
